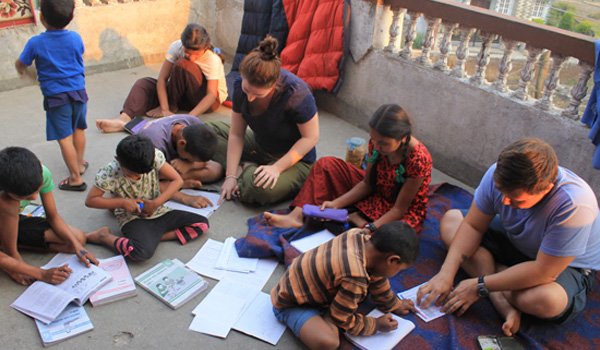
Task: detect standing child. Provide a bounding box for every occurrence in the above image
[271,222,419,350]
[15,0,89,191]
[0,147,103,286]
[85,135,209,261]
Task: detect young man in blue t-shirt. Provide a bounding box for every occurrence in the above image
[15,0,89,192]
[417,138,599,336]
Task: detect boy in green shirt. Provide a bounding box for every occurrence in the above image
[0,147,106,285]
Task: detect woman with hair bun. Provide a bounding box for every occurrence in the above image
[265,104,432,234]
[97,24,227,133]
[213,36,320,206]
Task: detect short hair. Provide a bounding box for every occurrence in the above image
[182,124,217,162]
[370,221,419,264]
[181,23,211,51]
[0,147,43,196]
[493,138,558,194]
[239,35,281,88]
[116,135,155,174]
[41,0,75,29]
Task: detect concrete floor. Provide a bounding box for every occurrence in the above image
[0,65,470,350]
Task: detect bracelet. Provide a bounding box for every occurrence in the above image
[225,175,238,181]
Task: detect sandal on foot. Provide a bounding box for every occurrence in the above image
[59,178,87,192]
[80,161,89,175]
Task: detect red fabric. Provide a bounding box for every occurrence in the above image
[291,141,433,233]
[280,0,345,91]
[291,156,365,208]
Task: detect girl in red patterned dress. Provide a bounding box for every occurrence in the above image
[265,104,432,233]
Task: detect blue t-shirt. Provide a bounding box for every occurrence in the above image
[137,114,203,162]
[232,69,318,163]
[19,30,86,97]
[474,164,600,269]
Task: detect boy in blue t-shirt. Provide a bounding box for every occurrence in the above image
[15,0,89,192]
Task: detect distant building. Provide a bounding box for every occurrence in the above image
[458,0,554,20]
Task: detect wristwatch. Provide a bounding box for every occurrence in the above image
[365,222,377,233]
[477,276,489,298]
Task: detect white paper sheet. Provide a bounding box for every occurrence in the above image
[189,279,261,338]
[397,283,446,322]
[215,237,258,273]
[165,190,221,218]
[345,309,415,350]
[185,239,226,280]
[233,292,286,345]
[186,239,278,289]
[290,230,335,253]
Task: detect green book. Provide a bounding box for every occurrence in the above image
[135,259,208,309]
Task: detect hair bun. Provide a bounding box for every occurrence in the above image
[258,36,279,61]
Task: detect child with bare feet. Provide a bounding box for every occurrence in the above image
[96,24,227,133]
[417,138,600,336]
[15,0,90,191]
[265,104,432,234]
[271,222,418,350]
[135,114,222,209]
[85,135,209,261]
[0,147,103,285]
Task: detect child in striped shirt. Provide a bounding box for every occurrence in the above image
[271,222,418,349]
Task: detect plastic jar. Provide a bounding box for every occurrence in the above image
[345,137,367,168]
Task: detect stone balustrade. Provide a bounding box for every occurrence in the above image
[379,0,595,121]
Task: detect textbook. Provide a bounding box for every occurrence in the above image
[345,309,415,350]
[11,254,112,324]
[135,258,208,309]
[35,305,93,347]
[89,255,137,307]
[123,116,149,134]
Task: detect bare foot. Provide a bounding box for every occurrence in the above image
[264,212,303,228]
[86,227,114,246]
[502,309,521,336]
[183,179,202,189]
[179,193,212,208]
[96,118,127,133]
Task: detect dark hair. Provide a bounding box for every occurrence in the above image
[181,23,211,51]
[41,0,75,29]
[182,123,218,162]
[239,35,281,88]
[494,137,558,194]
[367,104,413,197]
[116,135,155,174]
[370,222,419,264]
[0,147,43,197]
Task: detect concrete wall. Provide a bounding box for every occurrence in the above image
[316,1,600,197]
[0,0,218,92]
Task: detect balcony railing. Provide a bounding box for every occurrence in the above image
[369,0,595,120]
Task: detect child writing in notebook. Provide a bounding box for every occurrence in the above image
[135,114,222,208]
[15,0,90,191]
[0,147,102,286]
[271,222,419,350]
[85,135,209,261]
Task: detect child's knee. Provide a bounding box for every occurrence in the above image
[114,237,153,262]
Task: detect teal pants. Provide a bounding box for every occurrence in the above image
[208,121,312,206]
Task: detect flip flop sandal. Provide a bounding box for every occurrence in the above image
[80,161,89,175]
[59,179,87,192]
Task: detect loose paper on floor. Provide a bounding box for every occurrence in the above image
[397,283,446,322]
